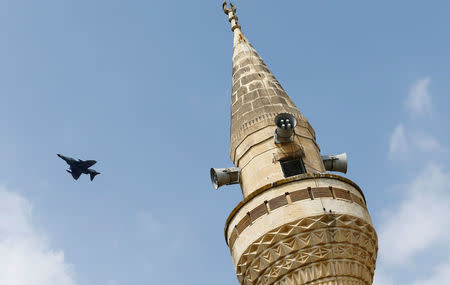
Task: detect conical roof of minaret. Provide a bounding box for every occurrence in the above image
[223,2,307,163]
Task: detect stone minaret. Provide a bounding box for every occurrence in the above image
[211,2,378,285]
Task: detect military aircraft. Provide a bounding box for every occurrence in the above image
[57,154,101,181]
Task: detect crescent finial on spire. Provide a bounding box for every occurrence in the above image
[222,1,241,32]
[222,1,236,15]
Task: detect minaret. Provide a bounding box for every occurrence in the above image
[211,2,378,285]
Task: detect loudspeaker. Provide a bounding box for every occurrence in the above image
[321,153,348,174]
[210,167,240,189]
[274,113,297,144]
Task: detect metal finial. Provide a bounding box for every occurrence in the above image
[222,1,236,15]
[222,1,241,32]
[222,1,231,15]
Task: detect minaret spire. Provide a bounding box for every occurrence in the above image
[222,1,324,197]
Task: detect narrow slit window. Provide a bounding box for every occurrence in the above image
[280,159,306,177]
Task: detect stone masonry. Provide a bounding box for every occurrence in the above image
[227,18,325,198]
[219,2,378,284]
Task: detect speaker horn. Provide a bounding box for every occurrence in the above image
[321,153,348,174]
[274,113,297,144]
[210,167,241,189]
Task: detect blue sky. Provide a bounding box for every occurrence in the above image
[0,0,449,284]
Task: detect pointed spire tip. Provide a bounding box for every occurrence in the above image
[222,1,241,32]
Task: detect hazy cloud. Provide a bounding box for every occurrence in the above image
[389,125,447,159]
[379,163,450,265]
[381,76,450,283]
[372,269,394,285]
[0,187,76,285]
[405,77,432,117]
[414,132,448,154]
[389,124,409,158]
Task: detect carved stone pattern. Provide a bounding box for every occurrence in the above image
[228,187,366,247]
[225,174,368,240]
[255,248,372,284]
[235,214,378,285]
[274,262,369,285]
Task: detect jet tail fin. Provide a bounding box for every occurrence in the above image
[90,172,100,181]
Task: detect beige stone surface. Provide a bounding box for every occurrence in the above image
[226,176,373,263]
[235,214,377,284]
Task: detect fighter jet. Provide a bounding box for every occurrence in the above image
[57,154,101,181]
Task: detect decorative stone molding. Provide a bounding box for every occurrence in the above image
[227,186,367,248]
[225,173,368,243]
[235,214,378,285]
[273,261,370,285]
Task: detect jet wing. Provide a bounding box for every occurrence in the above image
[78,160,97,168]
[57,154,72,165]
[67,169,81,180]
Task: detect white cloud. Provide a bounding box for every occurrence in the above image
[372,268,394,285]
[380,76,450,284]
[389,125,447,159]
[0,187,76,285]
[414,132,448,154]
[378,163,450,265]
[405,77,432,117]
[412,263,450,285]
[389,124,409,158]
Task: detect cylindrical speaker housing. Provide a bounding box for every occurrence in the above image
[322,153,348,174]
[274,113,297,143]
[210,167,241,189]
